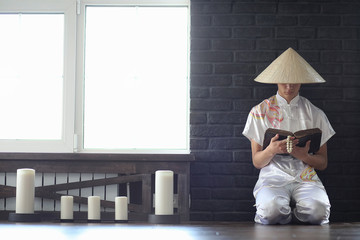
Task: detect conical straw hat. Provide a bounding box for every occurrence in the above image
[254,48,326,84]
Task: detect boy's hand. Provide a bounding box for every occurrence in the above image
[291,140,311,160]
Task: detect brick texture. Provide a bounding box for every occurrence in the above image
[190,0,360,222]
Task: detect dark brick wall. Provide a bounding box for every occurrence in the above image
[189,0,360,222]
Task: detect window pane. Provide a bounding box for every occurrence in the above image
[0,14,64,140]
[83,6,189,151]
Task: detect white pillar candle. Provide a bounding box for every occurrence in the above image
[61,196,73,220]
[16,168,35,214]
[88,196,101,220]
[115,196,128,221]
[155,170,174,215]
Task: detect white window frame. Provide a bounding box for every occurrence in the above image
[0,0,76,153]
[0,0,190,154]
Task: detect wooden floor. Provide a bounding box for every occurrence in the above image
[1,221,360,240]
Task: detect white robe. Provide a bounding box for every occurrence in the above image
[242,92,335,196]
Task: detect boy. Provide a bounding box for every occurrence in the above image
[243,48,335,225]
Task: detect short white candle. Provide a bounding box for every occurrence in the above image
[88,196,101,220]
[16,168,35,214]
[155,170,174,215]
[61,196,73,220]
[115,196,128,221]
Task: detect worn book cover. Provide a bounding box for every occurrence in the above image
[263,128,322,153]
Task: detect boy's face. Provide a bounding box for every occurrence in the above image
[277,84,301,102]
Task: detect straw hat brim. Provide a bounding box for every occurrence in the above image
[254,48,326,84]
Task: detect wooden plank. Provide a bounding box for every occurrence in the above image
[42,173,55,211]
[178,173,190,221]
[141,174,152,215]
[0,173,4,210]
[68,173,80,211]
[5,172,16,211]
[36,175,145,193]
[93,173,105,212]
[0,185,14,198]
[105,173,118,213]
[0,153,194,162]
[0,161,137,173]
[55,173,68,211]
[80,173,92,211]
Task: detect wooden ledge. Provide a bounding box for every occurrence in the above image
[0,153,195,162]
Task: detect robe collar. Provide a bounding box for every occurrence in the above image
[276,92,300,107]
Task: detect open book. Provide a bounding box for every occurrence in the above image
[262,128,322,154]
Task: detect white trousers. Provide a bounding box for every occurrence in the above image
[254,182,331,225]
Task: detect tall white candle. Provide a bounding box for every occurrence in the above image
[115,196,128,221]
[88,196,101,220]
[155,170,174,215]
[16,168,35,214]
[61,196,73,220]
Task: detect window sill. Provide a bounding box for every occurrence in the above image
[0,152,195,162]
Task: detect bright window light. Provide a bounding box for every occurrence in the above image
[0,14,64,140]
[83,6,189,151]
